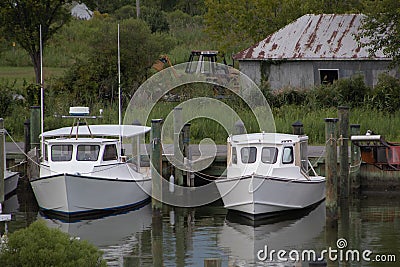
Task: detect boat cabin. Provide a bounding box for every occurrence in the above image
[41,138,122,176]
[226,133,313,178]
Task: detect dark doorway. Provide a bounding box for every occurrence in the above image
[319,69,339,85]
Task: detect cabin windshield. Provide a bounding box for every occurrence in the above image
[77,145,100,161]
[282,146,294,164]
[103,144,118,161]
[261,147,278,164]
[241,147,257,163]
[51,145,73,162]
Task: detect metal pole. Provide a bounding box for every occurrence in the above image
[338,106,349,198]
[174,108,184,186]
[151,119,163,210]
[350,124,361,194]
[325,118,338,222]
[0,118,4,203]
[30,106,41,150]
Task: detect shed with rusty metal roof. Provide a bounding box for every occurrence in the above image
[234,14,398,89]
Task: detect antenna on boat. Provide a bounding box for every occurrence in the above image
[118,24,122,146]
[40,25,44,158]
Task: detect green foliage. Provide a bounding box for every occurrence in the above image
[0,220,106,267]
[141,6,170,33]
[360,0,400,67]
[58,17,176,106]
[204,0,367,52]
[0,0,73,83]
[369,73,400,113]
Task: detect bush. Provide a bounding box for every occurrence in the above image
[0,220,106,267]
[370,73,400,113]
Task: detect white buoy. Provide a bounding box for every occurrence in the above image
[169,174,175,193]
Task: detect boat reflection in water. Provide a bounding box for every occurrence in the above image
[37,202,152,265]
[219,201,326,266]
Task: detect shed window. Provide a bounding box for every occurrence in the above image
[51,145,73,162]
[241,147,257,164]
[77,145,100,161]
[282,147,294,164]
[103,144,118,161]
[261,147,278,164]
[320,69,339,85]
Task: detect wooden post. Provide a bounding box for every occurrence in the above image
[132,119,141,171]
[151,119,163,210]
[183,123,193,187]
[204,258,222,267]
[0,118,4,203]
[234,120,245,135]
[30,106,41,150]
[338,106,349,198]
[174,108,184,186]
[325,118,338,222]
[292,120,304,135]
[24,119,30,156]
[152,207,163,267]
[350,124,361,194]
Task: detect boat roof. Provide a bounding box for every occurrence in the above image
[229,133,308,145]
[41,124,150,138]
[45,137,118,145]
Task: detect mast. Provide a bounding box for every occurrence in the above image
[118,24,122,146]
[40,25,44,158]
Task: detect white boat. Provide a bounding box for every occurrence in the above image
[215,133,325,218]
[30,108,151,217]
[4,170,19,196]
[219,201,325,266]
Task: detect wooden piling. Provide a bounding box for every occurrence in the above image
[234,120,245,135]
[132,119,141,171]
[151,119,163,210]
[152,206,163,267]
[350,124,361,194]
[204,258,222,267]
[24,119,30,156]
[338,106,349,198]
[30,106,41,150]
[174,108,184,186]
[292,120,304,135]
[0,118,5,203]
[325,118,339,222]
[183,123,193,187]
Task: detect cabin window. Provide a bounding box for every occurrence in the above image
[77,145,100,161]
[282,147,294,164]
[232,147,237,164]
[103,144,118,161]
[261,147,278,164]
[241,147,257,164]
[51,145,73,162]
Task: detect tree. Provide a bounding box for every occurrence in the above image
[60,18,176,106]
[360,0,400,68]
[0,220,107,266]
[204,0,366,52]
[0,0,72,84]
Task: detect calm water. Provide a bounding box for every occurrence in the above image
[1,180,399,267]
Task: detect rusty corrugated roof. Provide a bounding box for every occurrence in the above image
[234,14,387,60]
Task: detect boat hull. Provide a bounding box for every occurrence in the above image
[5,171,19,196]
[216,175,325,217]
[30,173,151,217]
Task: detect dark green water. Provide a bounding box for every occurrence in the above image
[1,180,399,267]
